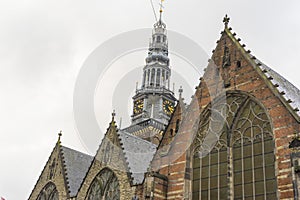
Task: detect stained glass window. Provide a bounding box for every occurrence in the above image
[86,168,120,200]
[37,182,58,200]
[192,93,277,200]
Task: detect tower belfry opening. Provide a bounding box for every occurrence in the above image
[121,6,176,145]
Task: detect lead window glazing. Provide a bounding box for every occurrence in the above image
[192,93,277,200]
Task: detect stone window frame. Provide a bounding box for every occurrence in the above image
[85,167,120,200]
[191,91,278,200]
[36,182,58,200]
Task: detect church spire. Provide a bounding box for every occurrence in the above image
[130,5,176,126]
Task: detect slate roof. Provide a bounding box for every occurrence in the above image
[60,146,93,197]
[254,59,300,116]
[118,130,157,185]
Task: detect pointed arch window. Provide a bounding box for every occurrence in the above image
[192,93,277,200]
[86,168,120,200]
[37,182,58,200]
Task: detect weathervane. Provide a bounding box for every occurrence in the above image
[150,0,165,22]
[159,0,165,20]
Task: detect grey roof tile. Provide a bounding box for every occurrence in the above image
[118,130,157,185]
[254,59,300,116]
[60,146,93,197]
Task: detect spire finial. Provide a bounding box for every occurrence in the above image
[223,14,230,28]
[159,0,165,22]
[58,130,62,143]
[179,86,183,99]
[112,110,116,121]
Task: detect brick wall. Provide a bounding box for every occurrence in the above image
[149,26,300,199]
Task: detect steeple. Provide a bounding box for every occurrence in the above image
[130,3,176,126]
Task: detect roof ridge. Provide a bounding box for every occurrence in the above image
[119,130,157,147]
[61,145,93,158]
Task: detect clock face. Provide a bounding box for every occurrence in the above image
[133,99,144,115]
[163,99,175,115]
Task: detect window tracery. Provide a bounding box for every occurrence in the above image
[86,168,120,200]
[192,93,277,199]
[37,182,58,200]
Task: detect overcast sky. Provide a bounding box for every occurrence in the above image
[1,0,300,199]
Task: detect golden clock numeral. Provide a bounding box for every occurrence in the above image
[163,100,174,115]
[134,99,144,114]
[170,107,174,113]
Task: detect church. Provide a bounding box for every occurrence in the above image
[28,12,300,200]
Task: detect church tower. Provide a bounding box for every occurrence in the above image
[122,11,176,145]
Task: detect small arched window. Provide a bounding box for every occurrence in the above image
[157,36,161,43]
[86,168,120,200]
[37,182,59,200]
